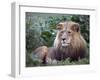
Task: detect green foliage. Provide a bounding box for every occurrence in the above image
[26,56,89,67]
[26,12,89,67]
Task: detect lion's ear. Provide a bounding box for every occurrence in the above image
[56,23,64,30]
[72,23,80,32]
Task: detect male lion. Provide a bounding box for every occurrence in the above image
[32,21,87,64]
[53,21,87,61]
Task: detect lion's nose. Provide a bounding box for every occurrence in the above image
[62,38,66,41]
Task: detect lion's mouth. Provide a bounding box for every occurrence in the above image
[62,43,70,47]
[61,40,70,47]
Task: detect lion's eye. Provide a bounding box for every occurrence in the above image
[61,31,64,33]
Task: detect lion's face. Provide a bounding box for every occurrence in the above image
[56,21,80,47]
[58,29,72,47]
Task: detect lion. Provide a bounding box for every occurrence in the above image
[32,21,87,64]
[53,21,87,61]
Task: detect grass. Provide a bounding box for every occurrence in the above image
[26,53,89,67]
